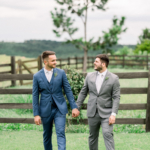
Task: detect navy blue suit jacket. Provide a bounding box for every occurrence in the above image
[32,68,77,117]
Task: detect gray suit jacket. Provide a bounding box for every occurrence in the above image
[76,71,120,118]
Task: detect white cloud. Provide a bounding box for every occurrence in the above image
[0,0,57,19]
[0,0,150,44]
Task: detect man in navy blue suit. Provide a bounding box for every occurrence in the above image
[32,51,80,150]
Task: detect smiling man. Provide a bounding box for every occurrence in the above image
[76,54,120,150]
[32,51,80,150]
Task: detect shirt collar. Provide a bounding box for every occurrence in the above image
[97,69,107,77]
[44,68,53,74]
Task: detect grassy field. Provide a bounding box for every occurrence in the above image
[0,131,150,150]
[0,55,150,149]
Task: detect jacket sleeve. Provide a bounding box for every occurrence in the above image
[76,74,89,110]
[32,75,40,116]
[112,76,120,114]
[62,70,78,110]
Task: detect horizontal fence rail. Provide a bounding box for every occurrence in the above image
[0,70,150,132]
[0,103,147,110]
[0,118,146,124]
[0,72,149,80]
[0,88,148,94]
[0,64,11,67]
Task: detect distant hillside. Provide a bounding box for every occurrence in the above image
[0,40,135,58]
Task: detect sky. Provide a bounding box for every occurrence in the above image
[0,0,150,45]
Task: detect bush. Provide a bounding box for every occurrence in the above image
[114,46,134,55]
[63,66,85,123]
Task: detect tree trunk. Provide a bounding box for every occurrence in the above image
[83,0,88,73]
[83,49,88,72]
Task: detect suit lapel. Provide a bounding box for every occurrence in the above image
[40,68,51,92]
[90,72,98,95]
[52,68,57,92]
[99,71,110,95]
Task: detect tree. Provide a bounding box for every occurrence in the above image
[134,39,150,54]
[134,28,150,54]
[51,0,127,72]
[139,28,150,43]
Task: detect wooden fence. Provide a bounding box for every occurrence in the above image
[0,71,150,132]
[53,55,150,70]
[0,56,43,87]
[88,55,149,69]
[0,56,16,87]
[15,56,42,85]
[0,54,150,87]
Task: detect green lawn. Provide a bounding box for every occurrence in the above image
[0,67,150,149]
[0,131,150,150]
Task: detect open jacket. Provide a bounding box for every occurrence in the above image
[32,68,77,117]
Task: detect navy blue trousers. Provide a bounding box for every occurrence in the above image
[41,106,66,150]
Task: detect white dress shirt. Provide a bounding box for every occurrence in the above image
[96,69,116,117]
[44,68,53,83]
[96,69,107,93]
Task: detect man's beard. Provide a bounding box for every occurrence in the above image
[47,64,55,69]
[94,65,102,71]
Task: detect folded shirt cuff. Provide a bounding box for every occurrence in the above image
[111,112,116,116]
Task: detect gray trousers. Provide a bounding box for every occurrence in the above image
[88,111,115,150]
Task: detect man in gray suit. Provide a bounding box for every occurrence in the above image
[76,54,120,150]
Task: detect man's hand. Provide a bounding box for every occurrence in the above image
[34,115,41,125]
[72,108,80,118]
[109,115,116,125]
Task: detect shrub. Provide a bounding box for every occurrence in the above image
[63,66,85,124]
[114,46,134,55]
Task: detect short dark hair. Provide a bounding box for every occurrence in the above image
[42,51,55,60]
[96,54,109,67]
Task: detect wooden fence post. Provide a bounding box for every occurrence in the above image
[82,56,84,71]
[146,68,150,132]
[38,55,43,70]
[75,56,78,69]
[11,56,16,86]
[68,57,70,66]
[123,55,125,68]
[18,59,23,85]
[87,56,89,69]
[93,57,95,67]
[59,59,62,69]
[147,55,149,70]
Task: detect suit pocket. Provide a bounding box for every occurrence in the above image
[105,84,112,86]
[40,100,49,106]
[88,98,95,105]
[104,101,112,108]
[87,101,92,106]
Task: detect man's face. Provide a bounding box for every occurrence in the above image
[94,58,104,71]
[44,55,57,69]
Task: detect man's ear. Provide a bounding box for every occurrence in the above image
[43,59,47,65]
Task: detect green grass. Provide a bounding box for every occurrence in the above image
[0,61,150,149]
[0,131,150,150]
